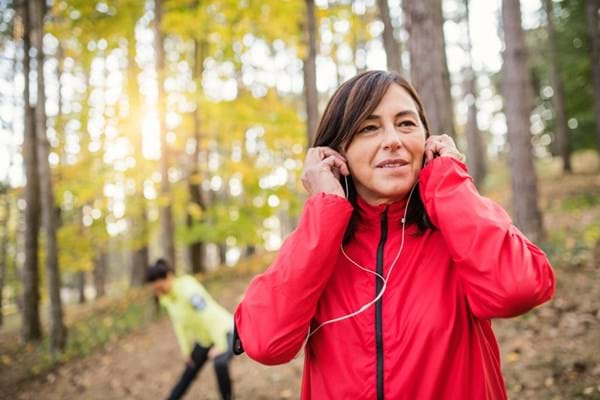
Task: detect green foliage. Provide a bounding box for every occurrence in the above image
[543,189,600,270]
[561,192,600,211]
[57,224,95,273]
[528,0,596,152]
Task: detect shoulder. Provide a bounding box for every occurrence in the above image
[176,275,201,288]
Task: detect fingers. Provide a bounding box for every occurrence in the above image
[321,155,350,177]
[301,146,348,198]
[424,134,463,164]
[306,146,344,162]
[306,146,349,176]
[424,137,441,164]
[425,147,435,164]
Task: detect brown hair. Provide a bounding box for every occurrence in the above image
[312,70,434,242]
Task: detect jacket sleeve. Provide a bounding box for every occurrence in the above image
[234,193,353,365]
[419,157,555,320]
[172,314,192,357]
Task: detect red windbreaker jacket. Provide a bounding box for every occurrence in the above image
[234,157,555,399]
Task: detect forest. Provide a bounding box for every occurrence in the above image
[0,0,599,399]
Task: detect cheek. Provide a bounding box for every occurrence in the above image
[344,143,364,174]
[345,137,376,171]
[409,136,426,159]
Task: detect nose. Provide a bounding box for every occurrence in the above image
[381,123,402,151]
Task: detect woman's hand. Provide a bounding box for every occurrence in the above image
[301,147,350,198]
[424,134,465,165]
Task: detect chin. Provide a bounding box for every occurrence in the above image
[381,183,414,197]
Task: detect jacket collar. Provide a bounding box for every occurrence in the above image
[355,195,409,225]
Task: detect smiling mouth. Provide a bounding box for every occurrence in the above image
[376,160,409,168]
[378,163,407,168]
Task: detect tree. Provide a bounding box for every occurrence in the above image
[403,0,455,137]
[544,0,572,172]
[187,39,208,274]
[21,0,42,342]
[303,0,318,146]
[0,180,11,327]
[93,252,107,298]
[462,0,486,187]
[0,5,17,328]
[126,33,149,287]
[376,0,403,74]
[501,0,544,242]
[32,0,66,352]
[586,0,600,150]
[154,0,176,269]
[76,271,86,304]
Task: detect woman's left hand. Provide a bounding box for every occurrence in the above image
[424,134,465,165]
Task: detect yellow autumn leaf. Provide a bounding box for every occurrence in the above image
[506,352,520,363]
[187,202,204,220]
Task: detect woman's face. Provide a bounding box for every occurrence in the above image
[345,83,426,205]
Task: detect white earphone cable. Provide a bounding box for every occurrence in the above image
[304,176,418,341]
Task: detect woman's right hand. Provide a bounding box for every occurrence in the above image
[301,147,350,198]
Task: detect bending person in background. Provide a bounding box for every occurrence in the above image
[233,70,555,399]
[146,259,234,400]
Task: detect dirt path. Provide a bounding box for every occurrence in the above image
[14,276,304,400]
[14,260,600,400]
[14,317,303,400]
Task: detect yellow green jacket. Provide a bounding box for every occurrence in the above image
[160,275,233,356]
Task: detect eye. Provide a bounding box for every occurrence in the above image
[358,124,379,134]
[397,120,417,128]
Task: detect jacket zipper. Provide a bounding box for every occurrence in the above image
[376,208,388,400]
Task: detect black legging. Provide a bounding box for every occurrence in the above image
[167,333,233,400]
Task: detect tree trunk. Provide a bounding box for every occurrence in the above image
[218,243,227,266]
[187,39,208,275]
[333,48,343,88]
[586,0,600,150]
[126,41,150,287]
[377,0,403,74]
[463,0,486,187]
[245,245,256,257]
[21,0,42,342]
[92,252,107,298]
[0,187,11,327]
[352,13,368,74]
[153,0,176,269]
[403,0,455,138]
[32,0,66,352]
[77,271,86,304]
[1,32,18,328]
[303,0,319,146]
[501,0,544,242]
[544,0,571,172]
[130,243,149,287]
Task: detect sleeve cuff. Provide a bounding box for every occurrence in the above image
[419,156,468,184]
[233,321,244,355]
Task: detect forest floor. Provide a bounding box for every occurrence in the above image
[7,153,600,400]
[10,276,306,400]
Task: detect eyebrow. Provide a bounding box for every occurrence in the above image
[365,110,419,121]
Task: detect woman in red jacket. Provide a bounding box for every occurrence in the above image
[234,71,555,399]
